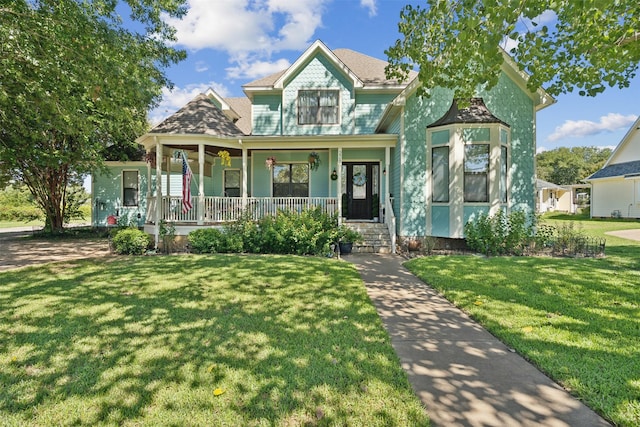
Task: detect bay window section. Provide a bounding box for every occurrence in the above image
[464,144,489,202]
[432,146,449,202]
[273,163,309,197]
[298,90,339,124]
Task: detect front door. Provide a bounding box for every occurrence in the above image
[343,163,378,220]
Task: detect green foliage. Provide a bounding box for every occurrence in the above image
[0,0,187,232]
[385,2,639,102]
[465,210,536,256]
[536,146,611,185]
[0,185,43,222]
[188,208,341,256]
[112,228,150,255]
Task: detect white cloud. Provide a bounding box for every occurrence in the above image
[165,0,328,53]
[148,82,231,125]
[226,57,291,80]
[360,0,377,17]
[194,61,208,72]
[547,113,638,141]
[547,113,638,142]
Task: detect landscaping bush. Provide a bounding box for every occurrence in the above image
[465,210,536,256]
[188,207,340,256]
[112,228,151,255]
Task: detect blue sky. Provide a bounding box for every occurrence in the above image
[149,0,639,154]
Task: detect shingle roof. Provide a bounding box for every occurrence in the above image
[151,94,245,136]
[243,48,416,88]
[224,97,252,135]
[427,98,509,128]
[587,160,640,180]
[536,179,567,190]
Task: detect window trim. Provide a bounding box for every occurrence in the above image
[297,89,340,125]
[122,170,139,207]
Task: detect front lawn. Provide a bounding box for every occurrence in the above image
[405,216,640,426]
[0,255,429,426]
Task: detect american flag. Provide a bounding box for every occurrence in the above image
[181,152,193,214]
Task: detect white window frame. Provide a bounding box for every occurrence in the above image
[223,169,242,197]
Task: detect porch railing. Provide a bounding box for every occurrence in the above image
[146,196,338,223]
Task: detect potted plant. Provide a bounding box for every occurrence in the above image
[334,225,363,254]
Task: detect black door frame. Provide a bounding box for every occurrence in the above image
[343,162,379,220]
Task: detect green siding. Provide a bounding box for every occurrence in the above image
[252,151,331,197]
[431,206,450,237]
[463,127,491,142]
[464,206,490,229]
[432,130,449,146]
[93,164,149,227]
[252,94,282,135]
[355,93,396,134]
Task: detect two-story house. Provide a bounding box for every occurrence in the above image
[92,40,554,252]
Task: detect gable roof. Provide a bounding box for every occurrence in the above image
[243,40,416,92]
[601,116,640,167]
[427,98,509,128]
[586,160,640,180]
[224,97,252,135]
[151,94,245,137]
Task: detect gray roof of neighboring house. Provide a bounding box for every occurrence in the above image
[536,178,567,190]
[243,48,416,88]
[587,160,640,180]
[151,94,245,136]
[427,98,509,128]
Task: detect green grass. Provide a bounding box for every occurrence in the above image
[406,215,640,427]
[0,255,429,426]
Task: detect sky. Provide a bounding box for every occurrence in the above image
[147,0,639,154]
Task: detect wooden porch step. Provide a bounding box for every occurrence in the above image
[344,222,393,254]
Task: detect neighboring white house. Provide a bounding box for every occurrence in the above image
[586,116,640,219]
[536,179,571,213]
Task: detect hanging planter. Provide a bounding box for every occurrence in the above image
[217,150,231,167]
[308,151,320,171]
[265,156,276,170]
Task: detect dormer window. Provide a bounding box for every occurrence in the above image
[298,90,339,124]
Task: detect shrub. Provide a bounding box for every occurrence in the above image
[187,207,340,256]
[465,210,536,256]
[112,228,150,255]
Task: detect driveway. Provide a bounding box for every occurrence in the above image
[605,228,640,241]
[0,228,111,271]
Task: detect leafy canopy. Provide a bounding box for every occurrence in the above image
[385,1,640,101]
[0,0,186,232]
[536,146,612,185]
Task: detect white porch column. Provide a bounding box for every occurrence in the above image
[242,146,248,206]
[154,138,163,249]
[337,148,343,226]
[198,144,205,225]
[385,146,390,220]
[166,153,171,196]
[146,151,152,198]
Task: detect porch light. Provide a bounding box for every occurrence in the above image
[331,169,338,180]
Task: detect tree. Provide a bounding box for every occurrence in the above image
[0,0,186,233]
[536,146,611,185]
[385,1,639,103]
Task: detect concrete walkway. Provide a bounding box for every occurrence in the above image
[347,254,610,427]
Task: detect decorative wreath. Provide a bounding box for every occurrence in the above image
[353,172,366,186]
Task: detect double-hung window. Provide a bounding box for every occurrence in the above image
[432,146,449,202]
[122,170,139,207]
[464,144,490,202]
[298,90,339,124]
[224,170,241,197]
[273,163,309,197]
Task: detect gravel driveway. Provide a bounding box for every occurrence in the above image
[0,229,111,272]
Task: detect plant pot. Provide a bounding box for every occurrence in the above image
[339,242,353,254]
